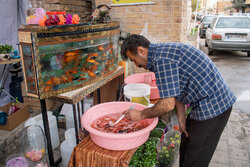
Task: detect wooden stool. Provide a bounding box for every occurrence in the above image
[69,136,137,167]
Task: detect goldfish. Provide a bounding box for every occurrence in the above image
[80,66,88,72]
[26,76,35,83]
[65,69,77,75]
[88,70,96,78]
[108,43,113,50]
[100,71,105,76]
[89,63,98,71]
[61,75,74,84]
[63,50,80,66]
[109,49,113,54]
[77,77,87,82]
[46,77,61,86]
[53,77,62,85]
[44,85,52,91]
[86,53,99,64]
[97,45,105,51]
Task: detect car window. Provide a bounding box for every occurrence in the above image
[202,16,216,23]
[216,17,250,28]
[210,18,217,28]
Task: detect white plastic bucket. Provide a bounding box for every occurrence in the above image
[24,111,60,149]
[124,83,151,106]
[60,98,92,130]
[60,128,76,167]
[124,72,160,100]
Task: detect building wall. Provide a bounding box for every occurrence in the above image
[217,1,232,14]
[95,0,192,43]
[42,0,92,22]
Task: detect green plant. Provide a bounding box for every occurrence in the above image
[155,119,167,129]
[0,45,13,54]
[129,139,158,167]
[149,128,164,139]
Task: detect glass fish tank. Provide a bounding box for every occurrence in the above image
[18,22,120,99]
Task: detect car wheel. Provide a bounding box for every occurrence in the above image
[208,47,213,55]
[205,39,208,47]
[247,52,250,57]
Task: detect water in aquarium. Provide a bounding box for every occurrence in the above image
[38,34,119,92]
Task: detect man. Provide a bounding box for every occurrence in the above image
[121,34,236,167]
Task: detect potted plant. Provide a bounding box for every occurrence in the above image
[0,44,13,61]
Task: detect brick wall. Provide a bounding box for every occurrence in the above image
[95,0,192,43]
[32,0,93,22]
[216,1,232,14]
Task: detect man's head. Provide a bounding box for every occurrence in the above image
[120,34,150,69]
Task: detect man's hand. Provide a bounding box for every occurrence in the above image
[122,109,143,121]
[175,98,188,138]
[179,119,188,138]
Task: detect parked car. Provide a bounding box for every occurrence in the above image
[205,16,250,56]
[199,15,217,38]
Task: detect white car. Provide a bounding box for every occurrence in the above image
[205,16,250,56]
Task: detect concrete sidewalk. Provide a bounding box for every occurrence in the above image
[209,110,250,167]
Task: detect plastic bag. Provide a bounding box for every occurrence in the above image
[157,122,180,167]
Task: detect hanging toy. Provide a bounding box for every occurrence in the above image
[72,14,80,24]
[58,15,66,25]
[65,14,72,24]
[39,15,47,26]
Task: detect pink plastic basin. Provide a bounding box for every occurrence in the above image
[124,72,160,100]
[81,102,158,150]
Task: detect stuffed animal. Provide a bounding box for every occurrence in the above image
[91,4,111,24]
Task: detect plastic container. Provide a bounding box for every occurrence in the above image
[24,111,60,149]
[81,102,158,150]
[22,125,46,164]
[5,154,28,167]
[60,128,76,167]
[124,72,160,100]
[124,83,151,106]
[60,97,93,130]
[60,104,77,130]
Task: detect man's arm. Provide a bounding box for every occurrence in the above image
[123,97,175,121]
[141,97,175,119]
[175,99,188,137]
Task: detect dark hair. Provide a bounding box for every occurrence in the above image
[120,34,150,60]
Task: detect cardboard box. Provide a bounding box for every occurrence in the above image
[0,103,29,131]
